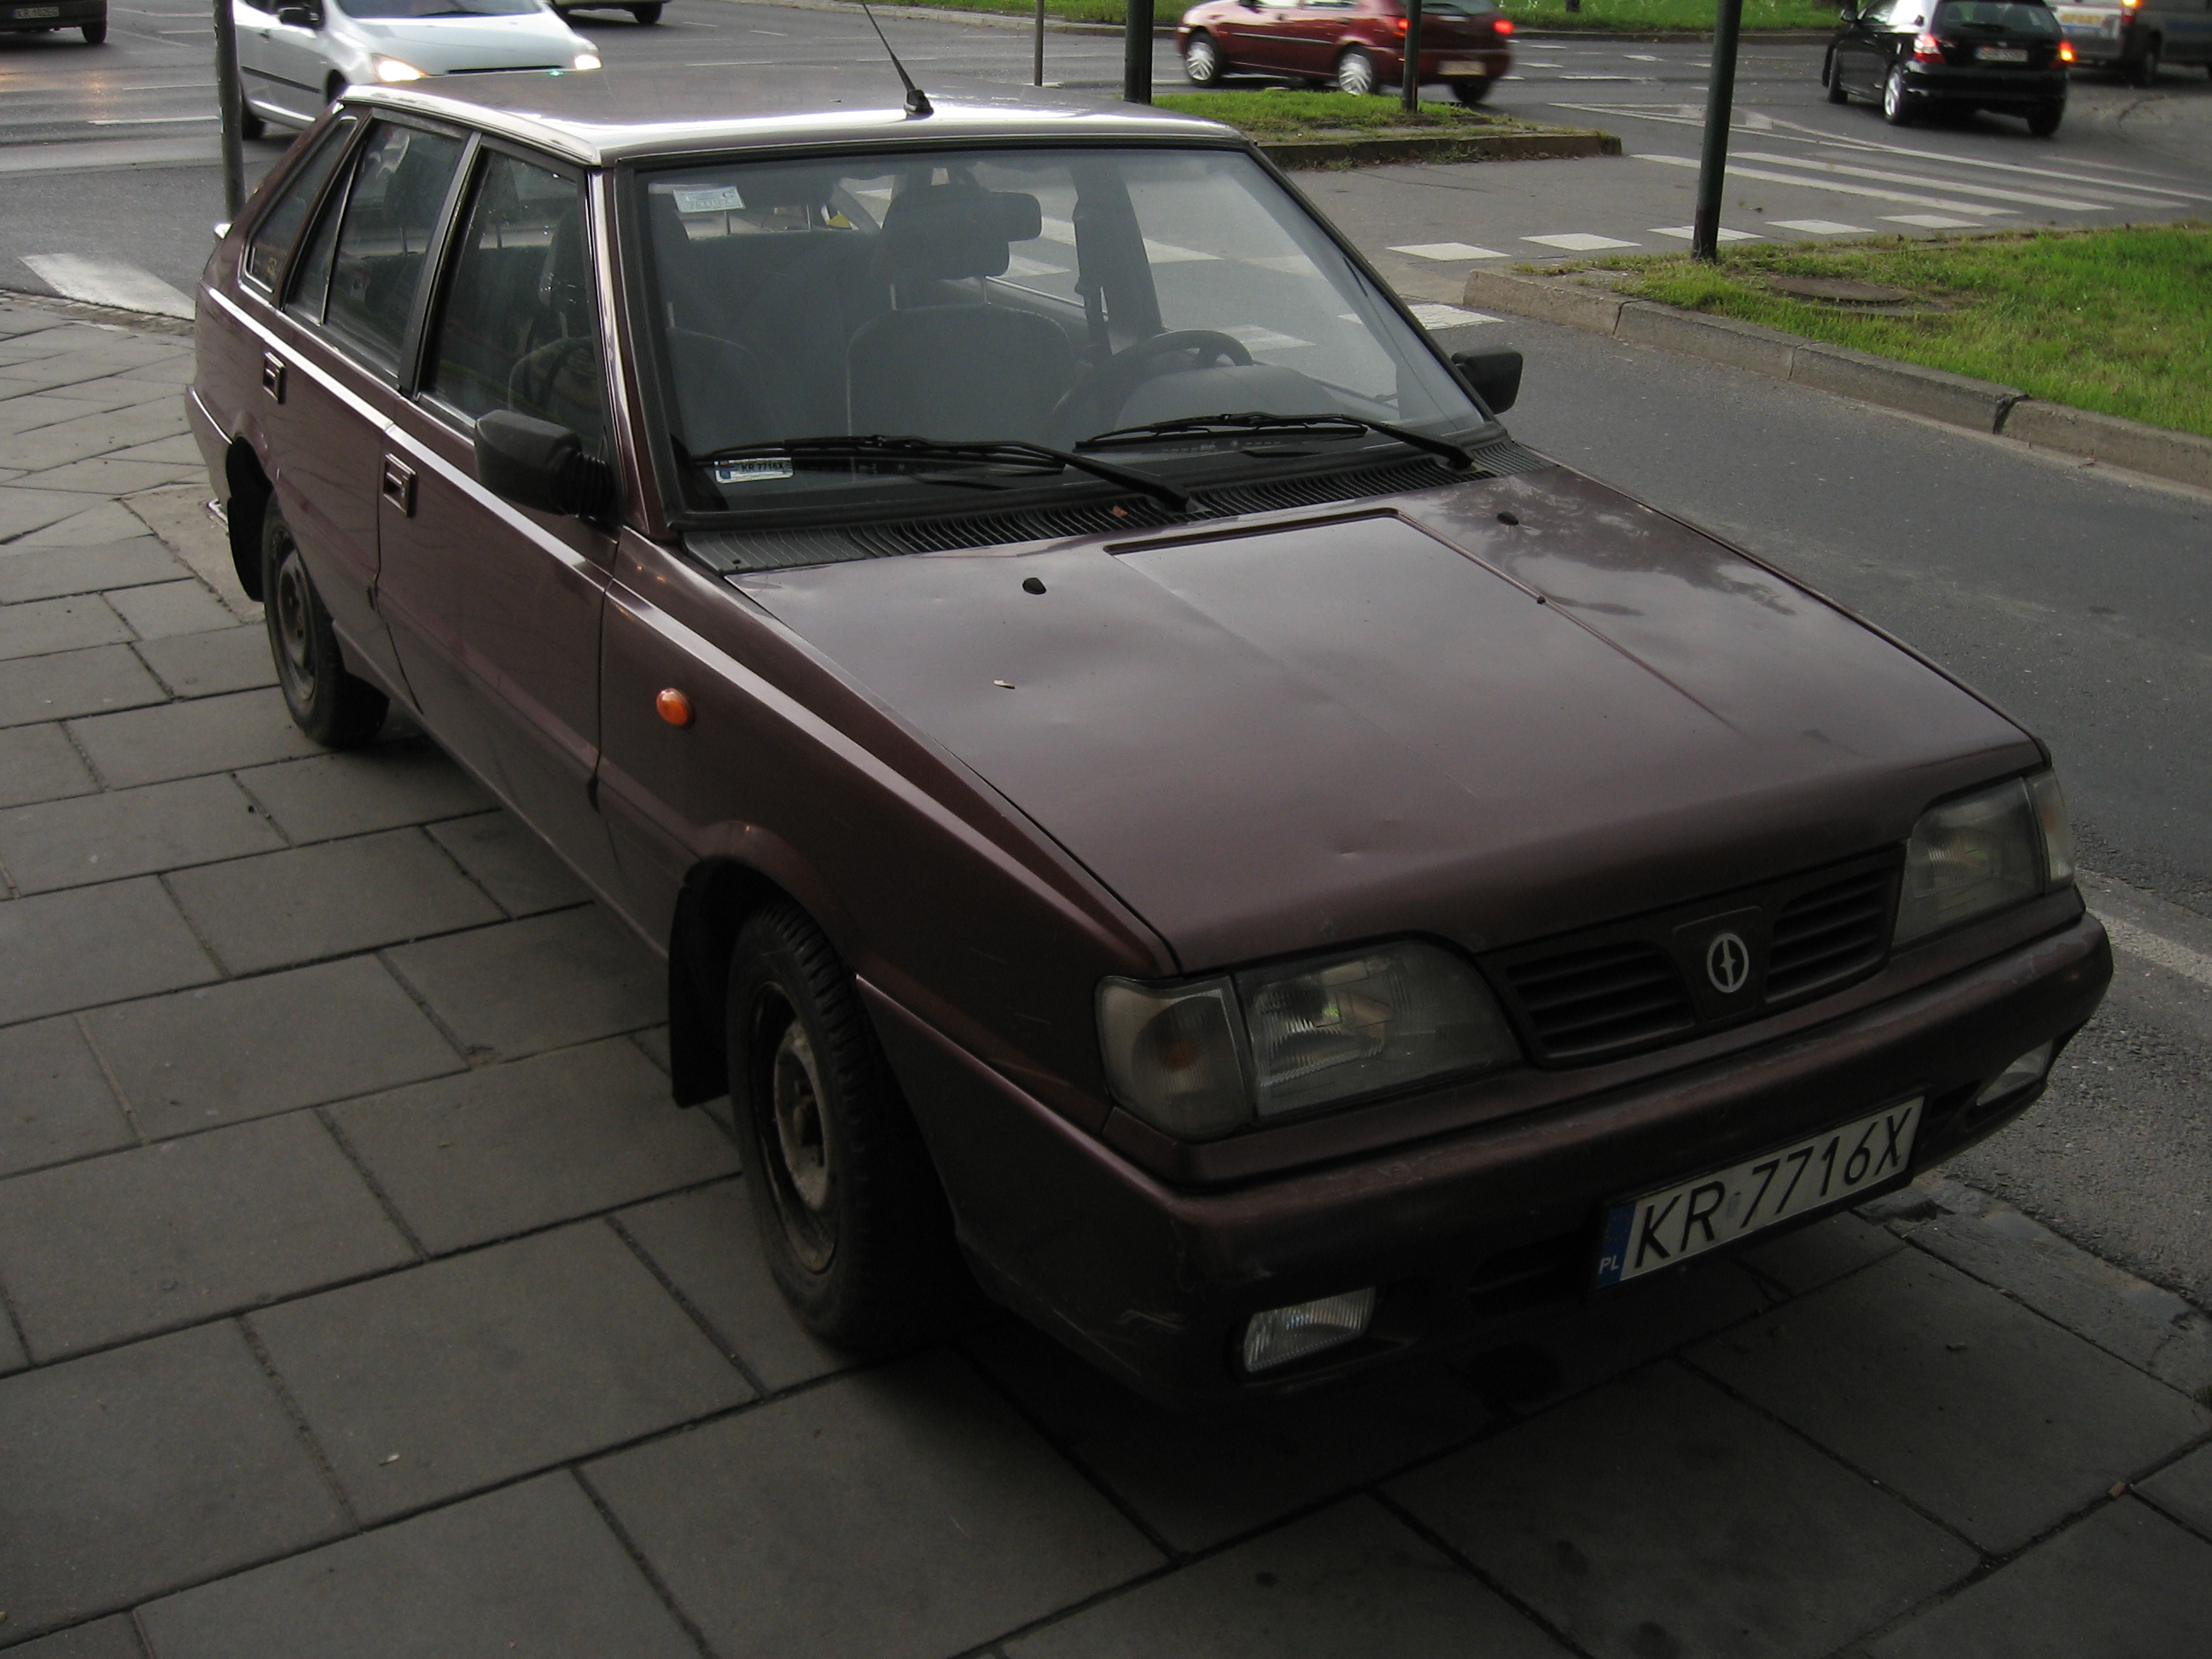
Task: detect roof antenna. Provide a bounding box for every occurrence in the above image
[859,3,933,118]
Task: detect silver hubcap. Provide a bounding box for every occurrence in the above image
[1187,39,1215,81]
[1339,53,1372,95]
[1885,73,1901,115]
[272,546,317,709]
[768,1014,835,1270]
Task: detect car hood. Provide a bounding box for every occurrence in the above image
[341,12,584,67]
[736,468,2040,971]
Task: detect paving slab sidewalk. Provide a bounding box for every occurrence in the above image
[0,293,2207,1657]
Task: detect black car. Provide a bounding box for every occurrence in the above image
[1825,0,2070,134]
[0,0,105,43]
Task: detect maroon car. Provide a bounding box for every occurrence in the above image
[1179,0,1516,102]
[191,66,2107,1406]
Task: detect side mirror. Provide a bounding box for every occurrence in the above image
[1451,346,1522,416]
[275,3,320,25]
[474,410,613,518]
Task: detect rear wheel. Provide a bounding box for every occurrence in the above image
[81,19,106,41]
[2026,102,2064,137]
[1450,76,1493,105]
[1883,65,1917,124]
[727,904,972,1353]
[1335,46,1377,96]
[1825,50,1849,103]
[237,105,266,140]
[2129,37,2160,84]
[263,504,388,748]
[1184,32,1223,85]
[630,1,661,20]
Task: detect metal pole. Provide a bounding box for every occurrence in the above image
[1400,0,1423,113]
[212,0,246,220]
[1690,0,1746,261]
[1122,0,1153,103]
[1033,0,1045,84]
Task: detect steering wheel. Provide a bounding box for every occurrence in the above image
[1051,329,1255,442]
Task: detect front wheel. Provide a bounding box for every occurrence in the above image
[262,504,388,748]
[1335,47,1377,96]
[1183,32,1223,85]
[2026,102,2064,137]
[1450,76,1493,105]
[237,105,266,140]
[631,1,662,20]
[1825,51,1849,103]
[80,19,106,40]
[727,904,972,1353]
[1883,65,1917,124]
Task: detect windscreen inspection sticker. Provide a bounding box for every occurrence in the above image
[672,185,746,213]
[712,458,795,485]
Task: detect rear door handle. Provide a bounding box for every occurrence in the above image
[381,454,416,516]
[260,351,285,402]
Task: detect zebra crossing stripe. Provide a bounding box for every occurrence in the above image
[20,253,195,319]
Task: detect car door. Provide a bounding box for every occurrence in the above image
[1286,0,1362,78]
[379,143,625,897]
[1227,0,1302,71]
[236,0,330,124]
[1832,0,1889,90]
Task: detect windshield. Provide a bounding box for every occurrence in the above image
[633,147,1486,517]
[334,0,545,18]
[1932,1,2058,31]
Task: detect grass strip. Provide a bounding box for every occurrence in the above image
[1155,89,1518,137]
[1573,226,2212,439]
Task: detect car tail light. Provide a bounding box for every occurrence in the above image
[1494,16,1513,32]
[1912,31,1947,61]
[1394,16,1408,32]
[2058,39,2075,61]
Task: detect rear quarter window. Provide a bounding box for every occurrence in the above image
[1933,1,2061,31]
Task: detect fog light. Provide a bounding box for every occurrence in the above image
[1241,1288,1376,1374]
[1974,1041,2054,1107]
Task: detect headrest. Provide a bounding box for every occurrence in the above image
[877,186,1044,281]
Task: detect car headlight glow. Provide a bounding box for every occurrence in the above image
[372,56,426,82]
[1098,940,1519,1139]
[1894,770,2074,946]
[572,51,602,69]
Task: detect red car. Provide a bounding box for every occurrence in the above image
[1179,0,1514,102]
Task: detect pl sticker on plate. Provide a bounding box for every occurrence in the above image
[1593,1098,1922,1287]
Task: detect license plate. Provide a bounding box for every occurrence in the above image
[1976,44,2029,61]
[13,5,62,15]
[1440,61,1489,74]
[2057,9,2117,32]
[1593,1098,1922,1287]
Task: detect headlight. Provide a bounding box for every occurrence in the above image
[372,56,425,82]
[571,51,602,69]
[1098,940,1519,1139]
[1894,770,2074,946]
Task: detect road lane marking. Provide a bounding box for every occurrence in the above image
[1390,242,1507,260]
[1522,232,1639,250]
[2098,914,2212,992]
[1633,154,2011,217]
[1881,213,1985,229]
[1802,135,2212,202]
[1408,302,1498,328]
[1650,225,1759,241]
[1770,218,1871,234]
[20,253,195,319]
[1731,151,2112,212]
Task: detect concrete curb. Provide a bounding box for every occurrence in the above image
[1464,268,2212,492]
[1262,127,1621,167]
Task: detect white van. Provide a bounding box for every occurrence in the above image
[2052,0,2212,80]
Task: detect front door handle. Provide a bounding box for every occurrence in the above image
[381,454,416,516]
[260,351,285,402]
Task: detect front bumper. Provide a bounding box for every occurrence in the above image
[875,904,2110,1408]
[1903,63,2069,106]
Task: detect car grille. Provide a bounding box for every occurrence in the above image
[1483,850,1901,1066]
[685,441,1553,573]
[1499,940,1695,1058]
[1766,868,1892,998]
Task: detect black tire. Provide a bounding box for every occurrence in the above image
[2129,38,2159,84]
[81,19,107,41]
[2026,102,2064,136]
[1450,76,1493,105]
[237,106,266,140]
[1335,46,1377,96]
[630,0,661,20]
[1883,65,1917,124]
[727,903,971,1353]
[262,503,388,748]
[1825,50,1849,103]
[1183,31,1223,85]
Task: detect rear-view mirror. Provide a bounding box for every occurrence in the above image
[275,3,320,26]
[1451,347,1523,416]
[474,410,613,519]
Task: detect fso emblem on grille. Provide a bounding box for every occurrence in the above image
[1705,931,1752,995]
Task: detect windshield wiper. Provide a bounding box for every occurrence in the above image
[1076,411,1474,470]
[692,434,1190,512]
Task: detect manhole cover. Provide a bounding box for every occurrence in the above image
[1768,275,1919,305]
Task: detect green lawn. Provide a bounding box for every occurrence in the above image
[1499,0,1841,30]
[1587,227,2212,438]
[1155,89,1512,137]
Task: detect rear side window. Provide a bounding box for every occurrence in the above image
[1933,1,2059,30]
[325,122,466,369]
[424,151,606,453]
[243,119,352,294]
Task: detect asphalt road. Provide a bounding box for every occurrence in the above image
[2,0,2205,1300]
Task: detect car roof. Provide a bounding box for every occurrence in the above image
[351,63,1240,168]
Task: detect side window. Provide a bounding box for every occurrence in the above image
[324,122,466,370]
[425,152,606,454]
[243,119,353,294]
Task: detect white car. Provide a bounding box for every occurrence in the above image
[232,0,602,136]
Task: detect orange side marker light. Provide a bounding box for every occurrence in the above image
[656,688,694,727]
